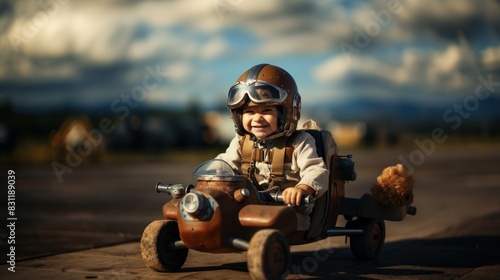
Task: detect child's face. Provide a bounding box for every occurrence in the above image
[242,105,279,139]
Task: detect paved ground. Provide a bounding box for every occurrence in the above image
[1,144,500,279]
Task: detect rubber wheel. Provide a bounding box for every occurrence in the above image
[141,220,188,272]
[247,229,291,280]
[347,218,385,260]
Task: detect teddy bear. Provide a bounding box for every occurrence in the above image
[371,164,414,207]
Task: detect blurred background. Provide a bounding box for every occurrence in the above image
[1,0,499,165]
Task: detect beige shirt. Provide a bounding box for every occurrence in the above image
[216,131,329,198]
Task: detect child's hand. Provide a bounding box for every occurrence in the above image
[282,184,314,206]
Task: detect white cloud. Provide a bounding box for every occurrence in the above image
[482,47,500,71]
[313,44,480,98]
[1,0,498,110]
[167,62,193,82]
[8,3,133,63]
[313,55,398,84]
[4,0,496,80]
[313,56,349,82]
[254,32,335,57]
[199,37,227,60]
[1,1,217,69]
[399,0,480,23]
[126,34,167,62]
[394,0,499,41]
[426,45,472,89]
[145,88,184,105]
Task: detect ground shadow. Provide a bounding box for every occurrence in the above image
[289,235,500,278]
[150,235,500,279]
[175,261,248,273]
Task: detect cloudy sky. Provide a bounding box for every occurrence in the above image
[1,0,499,117]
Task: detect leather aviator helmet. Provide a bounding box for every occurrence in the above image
[227,63,301,140]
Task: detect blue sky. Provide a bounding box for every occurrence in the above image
[1,0,499,118]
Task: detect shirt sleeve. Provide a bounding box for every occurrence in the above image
[215,134,243,174]
[292,132,329,198]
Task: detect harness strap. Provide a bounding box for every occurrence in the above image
[239,133,298,188]
[241,134,254,175]
[271,136,288,182]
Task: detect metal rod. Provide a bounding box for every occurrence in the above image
[260,192,313,204]
[156,183,186,199]
[230,238,249,251]
[325,227,364,236]
[167,240,187,250]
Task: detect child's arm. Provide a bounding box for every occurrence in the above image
[282,184,315,206]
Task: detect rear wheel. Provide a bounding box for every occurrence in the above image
[141,220,188,271]
[247,229,291,280]
[347,218,385,260]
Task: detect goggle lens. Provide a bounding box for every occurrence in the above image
[227,82,287,108]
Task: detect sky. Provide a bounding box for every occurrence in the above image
[1,0,499,119]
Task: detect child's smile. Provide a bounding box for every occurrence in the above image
[242,105,279,139]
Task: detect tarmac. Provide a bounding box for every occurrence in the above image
[2,210,500,279]
[1,145,500,279]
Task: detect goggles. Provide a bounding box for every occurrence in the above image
[227,81,288,109]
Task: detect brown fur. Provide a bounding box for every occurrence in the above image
[371,164,414,207]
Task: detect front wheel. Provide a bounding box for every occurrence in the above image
[247,229,291,280]
[141,220,188,272]
[347,218,385,260]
